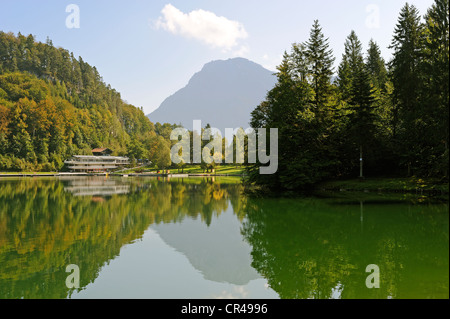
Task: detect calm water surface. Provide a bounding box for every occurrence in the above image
[0,176,448,299]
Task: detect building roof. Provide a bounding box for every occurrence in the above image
[70,155,129,160]
[92,148,112,153]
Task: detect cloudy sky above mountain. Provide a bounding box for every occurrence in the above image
[1,0,434,114]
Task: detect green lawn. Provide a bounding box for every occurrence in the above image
[181,165,245,175]
[120,165,245,175]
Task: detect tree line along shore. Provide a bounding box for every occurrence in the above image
[1,1,448,195]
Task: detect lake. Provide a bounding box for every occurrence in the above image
[0,176,448,299]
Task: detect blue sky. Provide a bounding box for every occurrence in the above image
[1,0,435,114]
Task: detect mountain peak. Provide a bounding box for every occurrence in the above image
[148,58,276,130]
[199,57,268,74]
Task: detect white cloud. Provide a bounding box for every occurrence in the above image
[155,4,248,51]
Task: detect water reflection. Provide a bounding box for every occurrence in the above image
[241,197,449,299]
[0,176,246,299]
[63,176,130,197]
[0,177,448,299]
[153,210,260,285]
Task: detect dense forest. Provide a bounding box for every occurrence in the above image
[248,0,449,190]
[0,31,174,171]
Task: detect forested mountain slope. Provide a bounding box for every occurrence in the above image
[0,32,168,171]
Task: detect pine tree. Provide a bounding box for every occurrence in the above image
[389,3,424,175]
[389,2,423,126]
[366,39,387,90]
[248,49,334,190]
[421,0,449,177]
[365,39,393,148]
[305,20,335,120]
[347,67,377,178]
[338,31,364,102]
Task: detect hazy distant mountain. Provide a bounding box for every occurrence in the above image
[147,57,276,131]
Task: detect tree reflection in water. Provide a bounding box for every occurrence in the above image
[241,196,449,299]
[0,177,447,299]
[0,176,245,298]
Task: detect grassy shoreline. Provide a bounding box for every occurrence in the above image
[0,165,246,176]
[116,165,246,175]
[1,172,448,196]
[317,177,449,194]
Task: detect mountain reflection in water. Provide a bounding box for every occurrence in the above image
[0,176,447,299]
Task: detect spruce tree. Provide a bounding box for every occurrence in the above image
[348,67,377,177]
[305,20,335,120]
[338,30,364,102]
[366,39,387,90]
[337,31,379,177]
[365,39,393,152]
[389,3,424,175]
[421,0,449,177]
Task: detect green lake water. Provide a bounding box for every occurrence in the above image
[0,176,448,299]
